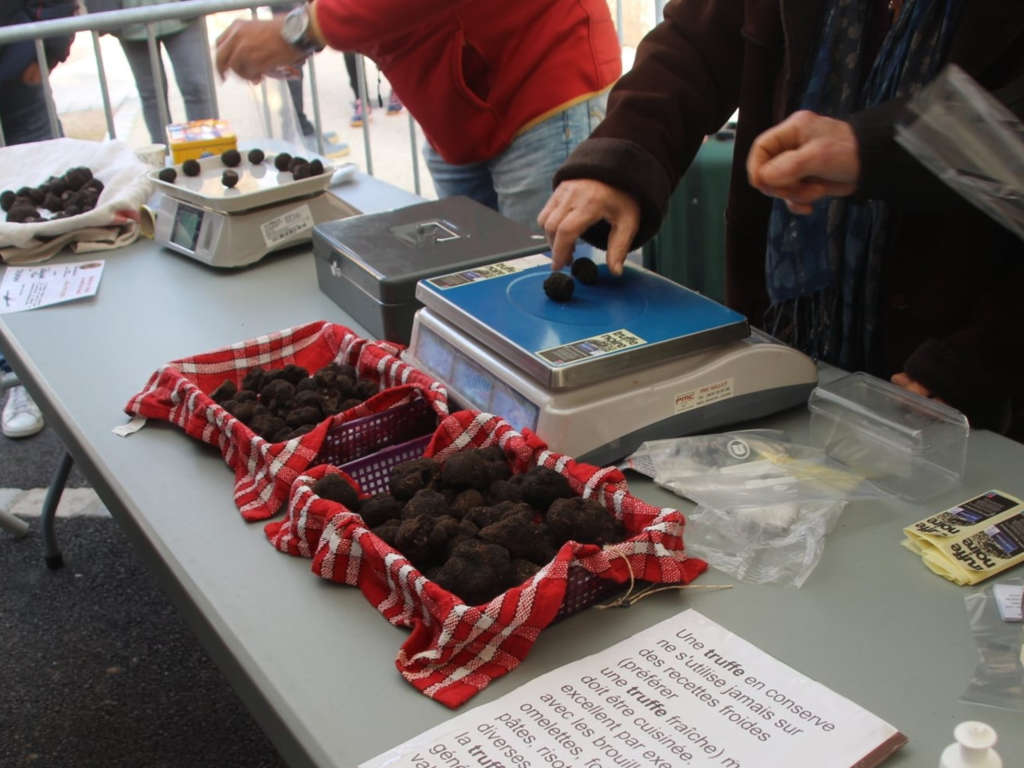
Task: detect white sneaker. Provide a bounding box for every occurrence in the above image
[2,385,44,438]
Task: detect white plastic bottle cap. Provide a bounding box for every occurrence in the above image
[939,721,1002,768]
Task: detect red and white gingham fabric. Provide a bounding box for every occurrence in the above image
[124,321,448,521]
[300,410,706,708]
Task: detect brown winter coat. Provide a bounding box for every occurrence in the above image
[555,0,1024,433]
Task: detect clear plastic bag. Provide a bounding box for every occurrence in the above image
[895,64,1024,242]
[961,578,1024,711]
[622,430,884,587]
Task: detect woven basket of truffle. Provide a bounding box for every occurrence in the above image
[270,410,706,708]
[124,321,449,521]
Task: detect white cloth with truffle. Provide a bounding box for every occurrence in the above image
[0,138,153,263]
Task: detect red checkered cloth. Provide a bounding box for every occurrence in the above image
[304,410,706,708]
[124,321,448,521]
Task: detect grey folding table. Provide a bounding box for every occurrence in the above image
[1,172,1021,768]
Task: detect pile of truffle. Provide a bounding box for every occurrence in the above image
[210,361,379,443]
[543,256,600,303]
[312,447,626,605]
[157,147,326,189]
[1,166,103,223]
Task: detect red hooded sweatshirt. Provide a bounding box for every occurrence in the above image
[312,0,620,164]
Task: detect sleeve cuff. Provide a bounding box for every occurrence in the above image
[553,137,674,249]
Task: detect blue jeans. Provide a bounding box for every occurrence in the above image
[423,94,607,231]
[1,81,60,145]
[120,20,216,144]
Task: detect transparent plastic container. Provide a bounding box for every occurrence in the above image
[807,372,969,501]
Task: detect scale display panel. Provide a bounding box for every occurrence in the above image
[170,203,203,252]
[416,322,539,430]
[416,256,750,389]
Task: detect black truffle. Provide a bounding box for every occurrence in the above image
[451,489,486,517]
[221,148,241,167]
[0,190,15,211]
[354,379,377,401]
[291,163,311,180]
[241,366,266,393]
[64,166,92,190]
[401,488,449,520]
[42,192,62,211]
[182,159,201,177]
[247,148,265,164]
[396,514,461,569]
[308,158,324,176]
[158,167,177,183]
[312,473,361,510]
[488,478,523,504]
[221,169,239,188]
[518,467,575,512]
[84,178,104,194]
[358,494,404,527]
[211,380,237,403]
[440,451,491,491]
[511,559,542,586]
[373,519,402,548]
[543,272,574,303]
[285,405,321,428]
[464,500,533,530]
[273,152,292,171]
[6,204,39,223]
[571,257,599,285]
[389,458,440,501]
[478,517,556,564]
[250,414,287,440]
[288,156,307,173]
[432,539,513,605]
[281,364,310,385]
[546,497,622,546]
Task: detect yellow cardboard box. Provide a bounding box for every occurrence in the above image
[167,119,237,163]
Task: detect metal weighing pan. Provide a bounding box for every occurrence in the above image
[149,153,335,214]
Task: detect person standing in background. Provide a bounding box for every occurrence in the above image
[540,0,1024,436]
[0,0,77,438]
[214,0,619,229]
[86,0,215,145]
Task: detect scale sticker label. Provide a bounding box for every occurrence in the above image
[537,328,646,365]
[428,253,551,289]
[260,203,314,248]
[674,377,735,413]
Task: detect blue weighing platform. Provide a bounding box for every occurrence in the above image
[415,254,749,389]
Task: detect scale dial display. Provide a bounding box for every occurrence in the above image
[170,202,204,252]
[416,324,539,431]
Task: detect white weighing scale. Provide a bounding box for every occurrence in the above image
[405,254,818,465]
[150,155,358,268]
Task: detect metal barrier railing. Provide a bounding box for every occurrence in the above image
[0,0,660,196]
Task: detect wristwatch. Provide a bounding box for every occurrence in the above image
[280,4,325,54]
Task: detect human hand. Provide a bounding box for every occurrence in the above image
[538,179,640,274]
[215,18,306,83]
[891,372,947,404]
[20,61,41,85]
[746,110,859,215]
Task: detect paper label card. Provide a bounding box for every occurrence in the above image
[0,260,105,314]
[363,610,906,768]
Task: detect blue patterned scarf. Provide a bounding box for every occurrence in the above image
[764,0,962,371]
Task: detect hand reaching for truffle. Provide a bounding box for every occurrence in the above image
[215,18,307,83]
[746,110,859,215]
[538,179,640,275]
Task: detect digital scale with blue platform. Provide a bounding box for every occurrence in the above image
[406,253,818,466]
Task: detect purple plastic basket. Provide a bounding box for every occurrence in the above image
[314,397,437,468]
[336,435,622,617]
